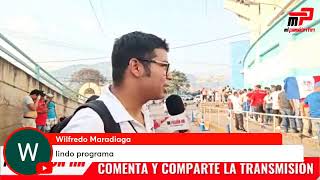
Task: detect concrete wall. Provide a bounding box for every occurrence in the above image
[0,57,80,145]
[243,33,320,88]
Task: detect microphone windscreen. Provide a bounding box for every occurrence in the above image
[165,95,185,116]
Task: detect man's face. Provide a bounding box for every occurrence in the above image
[143,48,170,99]
[30,94,37,101]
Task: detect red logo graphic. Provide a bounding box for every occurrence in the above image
[284,7,315,33]
[36,162,53,174]
[288,7,314,26]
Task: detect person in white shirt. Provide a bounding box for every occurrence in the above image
[22,89,41,128]
[271,85,282,129]
[229,91,246,131]
[240,89,249,112]
[263,88,273,124]
[62,31,171,133]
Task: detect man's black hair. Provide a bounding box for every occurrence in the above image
[111,31,169,86]
[39,90,46,97]
[276,85,282,91]
[30,89,40,96]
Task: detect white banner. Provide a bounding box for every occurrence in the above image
[1,145,304,175]
[52,145,304,162]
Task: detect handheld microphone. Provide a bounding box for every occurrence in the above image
[165,94,185,116]
[164,95,190,132]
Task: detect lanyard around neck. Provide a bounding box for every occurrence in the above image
[128,121,138,133]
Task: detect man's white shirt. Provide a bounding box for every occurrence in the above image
[61,87,154,133]
[229,96,242,113]
[271,91,280,110]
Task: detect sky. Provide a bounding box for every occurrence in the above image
[0,0,249,78]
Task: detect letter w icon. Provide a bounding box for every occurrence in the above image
[18,143,39,161]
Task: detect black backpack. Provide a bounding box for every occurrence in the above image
[50,100,121,133]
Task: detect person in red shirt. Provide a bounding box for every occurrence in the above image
[250,85,267,123]
[246,88,253,118]
[35,91,48,132]
[247,88,253,104]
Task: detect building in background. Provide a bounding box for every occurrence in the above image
[225,0,300,43]
[225,0,320,88]
[230,40,250,89]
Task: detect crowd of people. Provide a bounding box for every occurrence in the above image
[200,82,320,139]
[22,89,58,132]
[200,85,233,103]
[21,83,319,137]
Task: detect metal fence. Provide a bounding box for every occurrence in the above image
[200,103,320,137]
[0,32,87,102]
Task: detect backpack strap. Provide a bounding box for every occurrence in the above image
[83,100,121,133]
[50,100,121,133]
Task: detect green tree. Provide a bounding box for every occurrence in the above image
[71,68,106,85]
[167,70,190,94]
